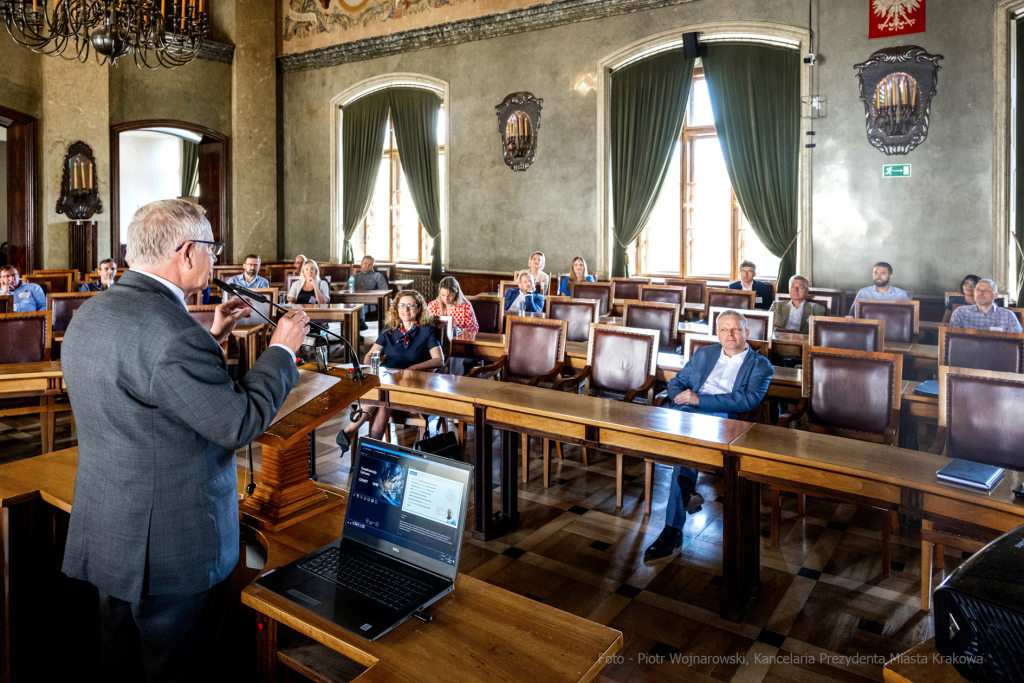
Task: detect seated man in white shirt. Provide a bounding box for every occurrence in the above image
[225,254,270,291]
[769,275,826,335]
[848,262,910,314]
[644,310,774,561]
[728,260,773,310]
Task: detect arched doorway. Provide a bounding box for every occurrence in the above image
[110,120,230,267]
[0,104,38,275]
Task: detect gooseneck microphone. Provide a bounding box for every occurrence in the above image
[213,278,366,381]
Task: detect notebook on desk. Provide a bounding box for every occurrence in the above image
[256,438,473,641]
[936,458,1005,490]
[913,380,939,397]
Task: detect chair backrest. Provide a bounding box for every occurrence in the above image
[433,315,453,366]
[667,278,706,304]
[808,316,885,353]
[468,295,503,334]
[570,281,613,315]
[214,267,244,282]
[682,333,770,361]
[25,273,74,294]
[1007,308,1024,328]
[0,311,52,364]
[609,277,650,301]
[545,297,599,343]
[939,365,1024,469]
[48,291,99,333]
[639,285,685,310]
[228,288,279,326]
[854,299,919,343]
[267,264,292,286]
[285,274,302,296]
[939,327,1024,374]
[802,345,902,440]
[504,315,567,380]
[807,287,845,316]
[187,304,219,332]
[0,295,12,314]
[374,263,397,283]
[34,268,80,280]
[319,264,351,284]
[776,292,835,314]
[705,287,755,311]
[951,299,1009,312]
[586,323,658,397]
[709,307,773,342]
[624,301,679,354]
[499,280,518,299]
[944,292,960,306]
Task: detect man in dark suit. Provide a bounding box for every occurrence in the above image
[728,260,773,310]
[61,199,310,681]
[644,310,774,561]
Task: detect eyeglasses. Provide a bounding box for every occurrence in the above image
[175,240,224,256]
[397,303,420,310]
[963,282,977,288]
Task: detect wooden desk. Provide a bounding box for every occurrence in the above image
[899,381,939,450]
[330,289,392,328]
[883,639,966,683]
[292,303,363,351]
[611,299,704,319]
[0,360,65,453]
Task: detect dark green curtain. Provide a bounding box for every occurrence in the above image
[610,49,694,277]
[1016,20,1024,302]
[181,140,199,197]
[388,88,443,282]
[702,42,800,292]
[341,89,391,264]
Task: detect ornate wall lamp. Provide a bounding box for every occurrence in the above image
[56,141,103,273]
[496,92,542,172]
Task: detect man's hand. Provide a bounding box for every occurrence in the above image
[270,310,311,352]
[672,389,700,407]
[209,297,252,343]
[0,283,8,296]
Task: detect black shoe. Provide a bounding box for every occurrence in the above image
[678,475,704,514]
[336,429,351,455]
[644,526,682,561]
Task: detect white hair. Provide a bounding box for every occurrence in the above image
[789,274,810,288]
[978,278,999,295]
[125,199,211,268]
[718,309,750,332]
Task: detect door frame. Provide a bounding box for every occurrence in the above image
[0,104,38,275]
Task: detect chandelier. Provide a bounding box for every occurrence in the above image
[0,0,209,68]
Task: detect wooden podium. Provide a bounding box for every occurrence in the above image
[240,369,379,531]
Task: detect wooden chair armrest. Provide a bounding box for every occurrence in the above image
[777,398,807,428]
[928,427,947,455]
[654,391,669,408]
[467,356,507,379]
[528,362,565,387]
[623,375,656,404]
[882,407,901,446]
[552,365,591,392]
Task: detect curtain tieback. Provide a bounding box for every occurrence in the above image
[778,231,801,260]
[1012,232,1024,260]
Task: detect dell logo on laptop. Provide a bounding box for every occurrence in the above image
[392,546,399,553]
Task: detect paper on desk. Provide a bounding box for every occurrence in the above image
[271,369,341,425]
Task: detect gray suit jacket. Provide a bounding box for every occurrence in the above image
[61,270,299,600]
[769,299,826,335]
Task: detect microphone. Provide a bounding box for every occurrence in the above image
[214,278,366,381]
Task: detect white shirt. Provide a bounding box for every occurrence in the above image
[700,347,750,396]
[508,290,527,312]
[740,281,753,291]
[785,301,804,331]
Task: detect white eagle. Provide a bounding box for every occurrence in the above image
[872,0,921,33]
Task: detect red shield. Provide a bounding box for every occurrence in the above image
[869,0,926,39]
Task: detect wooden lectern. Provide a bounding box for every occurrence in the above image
[240,369,379,531]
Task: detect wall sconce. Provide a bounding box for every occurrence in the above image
[496,92,542,172]
[573,73,596,95]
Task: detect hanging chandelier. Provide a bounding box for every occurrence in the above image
[0,0,209,68]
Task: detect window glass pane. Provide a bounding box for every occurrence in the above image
[688,78,715,127]
[686,136,731,276]
[639,141,682,274]
[395,159,421,262]
[738,211,782,281]
[364,156,391,261]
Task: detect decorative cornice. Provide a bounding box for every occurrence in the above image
[198,39,235,64]
[278,0,698,74]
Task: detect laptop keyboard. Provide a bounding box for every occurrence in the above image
[300,547,431,610]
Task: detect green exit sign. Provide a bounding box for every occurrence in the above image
[883,164,911,178]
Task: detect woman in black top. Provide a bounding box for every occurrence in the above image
[942,274,980,323]
[336,290,444,452]
[287,259,330,305]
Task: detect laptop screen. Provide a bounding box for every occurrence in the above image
[344,440,471,577]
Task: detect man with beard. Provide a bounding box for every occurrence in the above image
[848,262,909,314]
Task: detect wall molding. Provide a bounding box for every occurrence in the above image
[198,40,234,64]
[993,0,1024,293]
[277,0,697,74]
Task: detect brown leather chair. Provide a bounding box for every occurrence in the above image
[709,307,774,342]
[228,288,280,327]
[610,277,650,301]
[681,333,770,362]
[704,287,755,311]
[854,299,919,343]
[0,311,52,364]
[624,301,679,354]
[499,280,519,300]
[773,345,903,576]
[319,264,351,284]
[469,316,580,483]
[939,327,1024,373]
[949,297,1006,310]
[807,287,845,316]
[666,278,706,305]
[808,316,885,352]
[267,264,292,287]
[468,295,503,334]
[24,272,73,294]
[920,366,1024,609]
[187,305,230,355]
[374,263,397,284]
[776,292,836,315]
[1004,307,1024,327]
[545,297,599,343]
[639,285,685,311]
[571,281,613,316]
[48,292,99,333]
[0,295,13,314]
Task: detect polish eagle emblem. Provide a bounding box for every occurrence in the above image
[872,0,921,34]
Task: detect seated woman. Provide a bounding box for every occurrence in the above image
[287,259,331,305]
[558,256,596,296]
[428,276,479,334]
[517,251,549,296]
[336,290,444,453]
[942,274,980,323]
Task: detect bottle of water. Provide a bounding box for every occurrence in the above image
[519,298,525,316]
[348,275,355,293]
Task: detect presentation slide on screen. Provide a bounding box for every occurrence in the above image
[401,469,463,528]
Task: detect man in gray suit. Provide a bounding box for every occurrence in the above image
[61,199,310,681]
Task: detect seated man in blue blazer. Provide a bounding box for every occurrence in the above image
[728,260,773,310]
[504,271,545,313]
[645,310,774,561]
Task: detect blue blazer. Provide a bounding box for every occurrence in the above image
[666,344,774,418]
[503,287,545,313]
[728,279,773,310]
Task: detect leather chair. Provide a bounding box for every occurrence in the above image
[228,287,280,326]
[920,366,1024,610]
[545,297,599,343]
[610,277,650,301]
[571,281,613,316]
[667,278,706,305]
[704,288,755,311]
[681,333,770,362]
[1004,307,1024,328]
[776,292,835,315]
[468,295,503,334]
[939,327,1024,373]
[709,307,774,342]
[0,295,12,314]
[624,301,679,354]
[807,287,845,316]
[854,299,919,344]
[284,275,302,298]
[187,305,230,355]
[774,345,903,576]
[808,316,884,352]
[24,272,73,294]
[469,316,582,483]
[267,264,292,287]
[0,311,54,452]
[319,264,351,284]
[48,292,99,333]
[499,280,519,299]
[639,285,685,311]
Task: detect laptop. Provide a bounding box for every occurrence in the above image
[256,438,473,641]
